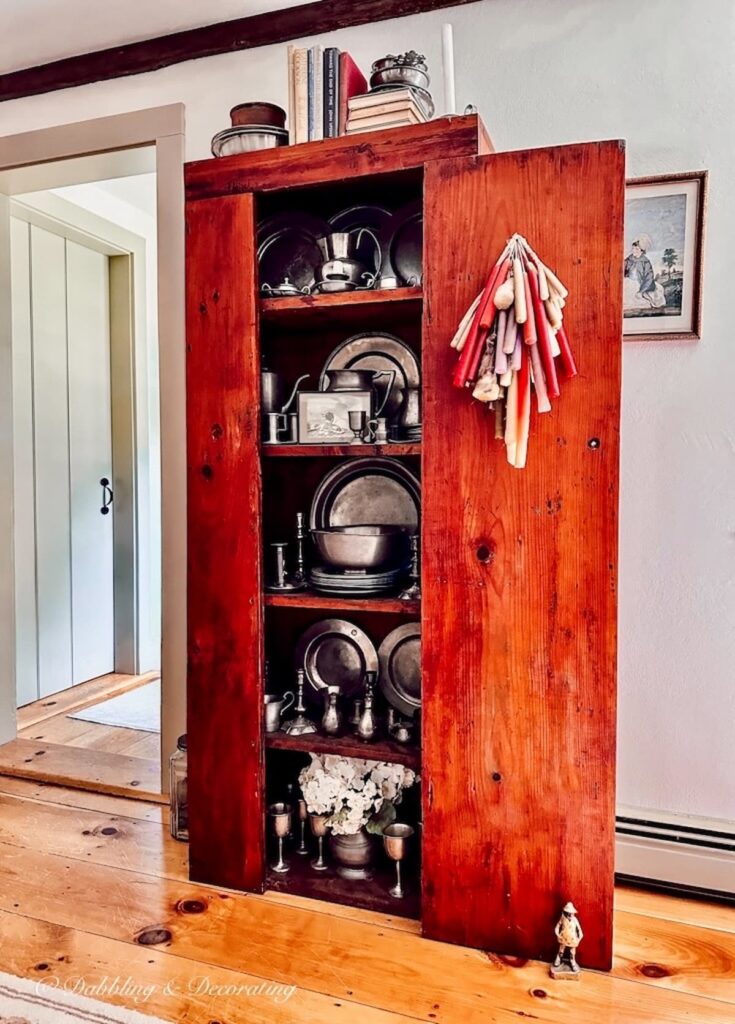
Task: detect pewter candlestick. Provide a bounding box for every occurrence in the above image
[292,511,307,586]
[266,539,306,593]
[297,798,309,855]
[280,669,317,735]
[399,534,421,601]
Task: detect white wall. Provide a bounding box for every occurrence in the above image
[1,0,732,822]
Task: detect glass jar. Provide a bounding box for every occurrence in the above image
[169,734,188,842]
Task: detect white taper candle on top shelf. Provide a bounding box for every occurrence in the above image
[442,23,456,115]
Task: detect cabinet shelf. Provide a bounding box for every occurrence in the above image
[266,856,419,920]
[266,730,420,770]
[264,593,419,615]
[260,286,422,327]
[262,443,420,458]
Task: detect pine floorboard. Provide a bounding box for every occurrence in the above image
[2,672,162,800]
[0,777,731,1023]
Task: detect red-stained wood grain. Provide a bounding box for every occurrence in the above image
[185,193,265,892]
[185,116,493,201]
[421,142,625,969]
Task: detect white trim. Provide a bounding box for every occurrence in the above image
[0,195,15,744]
[616,807,735,894]
[616,835,734,894]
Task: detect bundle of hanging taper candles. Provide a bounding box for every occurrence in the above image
[450,234,577,469]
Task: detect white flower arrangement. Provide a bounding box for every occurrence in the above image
[298,754,417,836]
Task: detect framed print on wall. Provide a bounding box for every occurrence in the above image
[624,170,708,342]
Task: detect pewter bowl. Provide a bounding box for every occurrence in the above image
[370,66,430,91]
[211,126,288,157]
[311,525,409,571]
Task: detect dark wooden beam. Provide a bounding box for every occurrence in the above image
[0,0,482,103]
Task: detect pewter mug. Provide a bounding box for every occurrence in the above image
[263,412,287,445]
[364,416,389,443]
[264,691,295,733]
[398,386,421,430]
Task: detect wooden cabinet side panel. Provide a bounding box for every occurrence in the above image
[421,142,624,968]
[185,193,264,891]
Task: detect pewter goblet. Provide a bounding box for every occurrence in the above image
[309,812,329,871]
[383,822,414,898]
[296,798,309,855]
[268,802,292,873]
[348,410,367,444]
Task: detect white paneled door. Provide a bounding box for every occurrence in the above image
[11,220,115,703]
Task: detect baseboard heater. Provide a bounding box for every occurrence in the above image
[615,808,735,902]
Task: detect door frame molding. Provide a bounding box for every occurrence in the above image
[0,104,185,791]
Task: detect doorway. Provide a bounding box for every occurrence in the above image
[6,178,162,787]
[0,106,185,797]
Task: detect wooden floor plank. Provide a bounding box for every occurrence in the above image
[0,911,417,1024]
[21,716,104,746]
[0,791,187,881]
[0,786,416,933]
[0,841,731,1024]
[17,671,159,729]
[615,885,735,934]
[68,721,159,759]
[0,737,163,801]
[0,775,168,823]
[613,909,735,1003]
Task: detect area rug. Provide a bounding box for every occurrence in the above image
[70,679,160,733]
[0,969,168,1023]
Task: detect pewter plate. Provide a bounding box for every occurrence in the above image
[319,332,420,422]
[257,212,330,293]
[309,564,407,595]
[378,622,421,717]
[390,201,423,286]
[295,618,378,699]
[309,458,421,531]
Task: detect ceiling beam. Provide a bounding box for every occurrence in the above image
[0,0,481,103]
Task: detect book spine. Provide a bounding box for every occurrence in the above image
[287,44,295,145]
[307,47,314,141]
[313,45,324,141]
[324,47,339,138]
[293,48,308,144]
[338,52,348,136]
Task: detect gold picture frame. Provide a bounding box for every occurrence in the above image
[624,170,708,342]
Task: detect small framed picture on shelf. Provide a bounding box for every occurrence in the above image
[624,170,707,342]
[297,390,372,444]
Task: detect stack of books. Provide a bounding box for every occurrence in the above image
[345,89,430,135]
[287,45,367,143]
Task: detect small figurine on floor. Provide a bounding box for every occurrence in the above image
[550,901,583,980]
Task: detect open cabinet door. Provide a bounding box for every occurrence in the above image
[421,142,625,969]
[186,192,265,891]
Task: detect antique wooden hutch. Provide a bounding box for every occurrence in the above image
[185,114,624,969]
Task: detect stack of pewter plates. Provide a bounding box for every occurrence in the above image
[309,564,407,597]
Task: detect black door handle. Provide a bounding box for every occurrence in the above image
[100,478,114,515]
